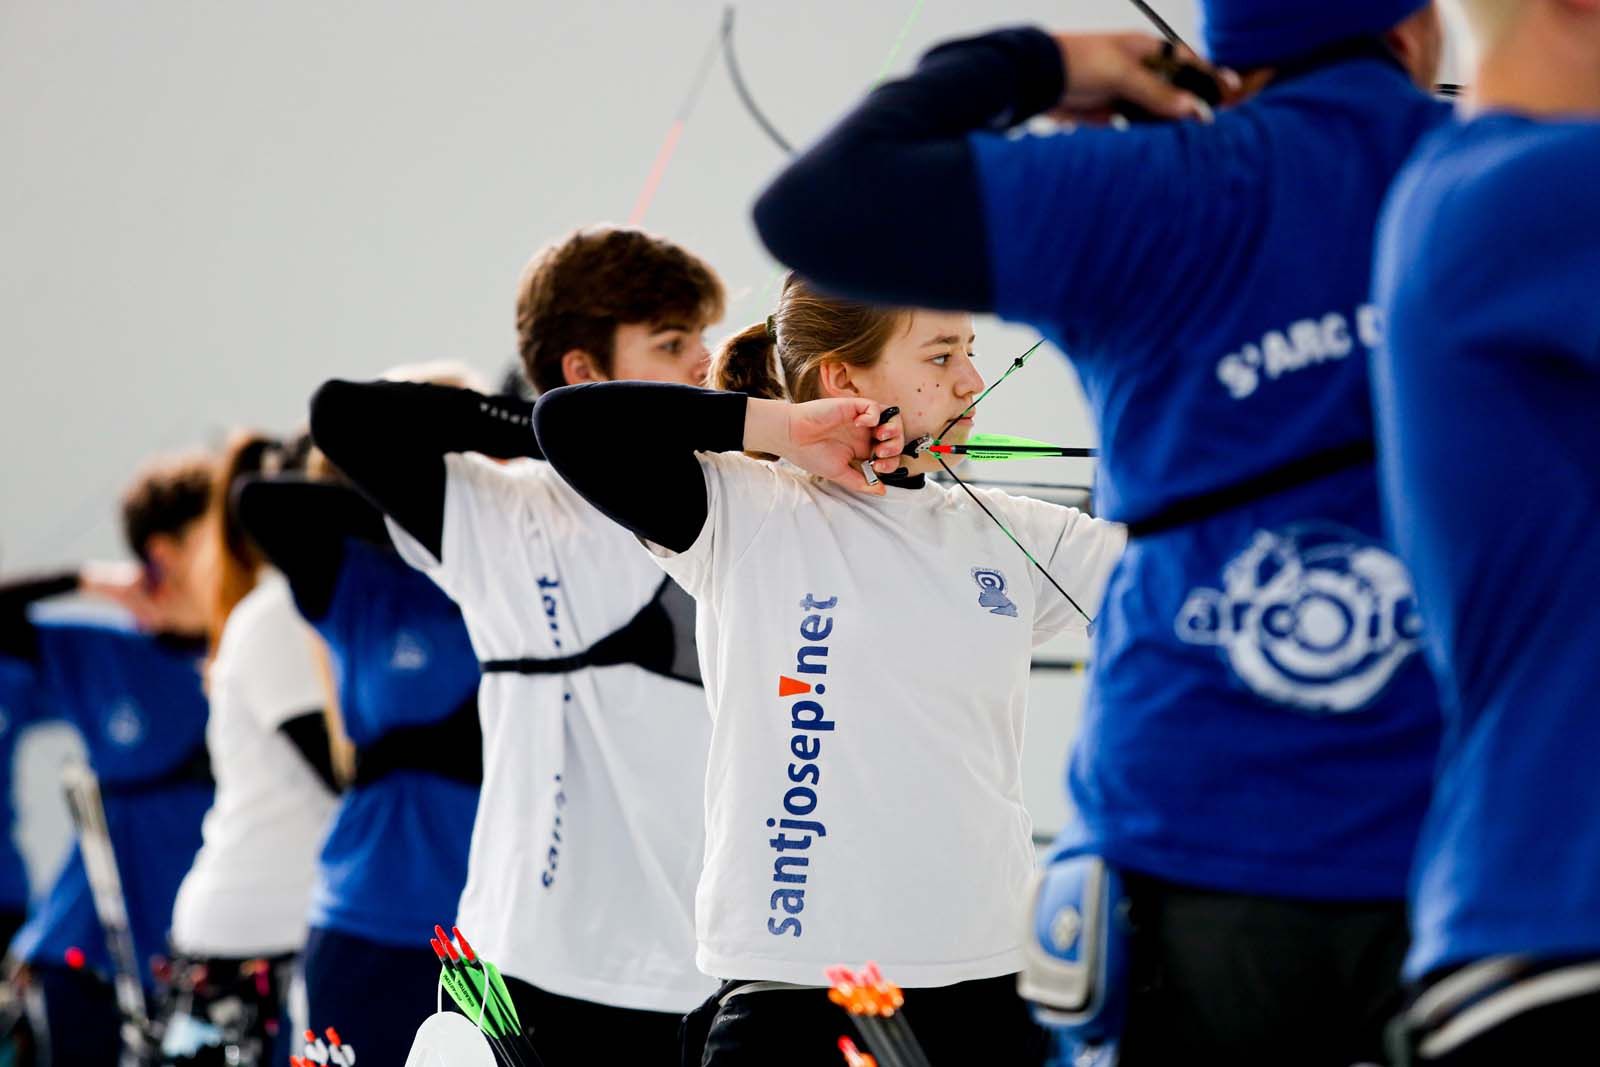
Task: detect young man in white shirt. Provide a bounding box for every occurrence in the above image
[310,226,725,1064]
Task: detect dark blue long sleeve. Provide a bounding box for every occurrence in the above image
[0,571,79,662]
[534,382,748,554]
[753,27,1064,310]
[309,379,542,562]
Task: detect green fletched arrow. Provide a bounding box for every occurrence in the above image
[432,925,542,1066]
[927,434,1098,461]
[922,338,1100,627]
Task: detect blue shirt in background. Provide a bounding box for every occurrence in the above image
[1373,111,1600,975]
[305,540,480,947]
[0,659,43,913]
[6,615,211,987]
[972,50,1448,899]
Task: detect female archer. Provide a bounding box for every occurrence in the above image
[533,275,1126,1067]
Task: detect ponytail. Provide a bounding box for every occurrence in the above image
[199,429,309,654]
[710,320,786,400]
[715,275,906,410]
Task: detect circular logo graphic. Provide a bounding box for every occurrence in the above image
[105,701,146,747]
[1175,525,1422,714]
[971,567,1019,617]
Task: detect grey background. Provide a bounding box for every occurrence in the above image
[2,1,1462,894]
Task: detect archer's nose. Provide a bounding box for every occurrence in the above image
[953,353,984,398]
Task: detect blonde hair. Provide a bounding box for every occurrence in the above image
[198,431,301,654]
[710,275,908,406]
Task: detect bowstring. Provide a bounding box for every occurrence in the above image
[932,450,1092,625]
[720,9,1093,624]
[931,339,1045,446]
[928,336,1098,624]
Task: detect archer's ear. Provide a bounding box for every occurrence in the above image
[816,361,861,399]
[561,350,605,386]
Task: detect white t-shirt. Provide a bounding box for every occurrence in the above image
[171,572,336,956]
[387,454,714,1012]
[651,453,1127,988]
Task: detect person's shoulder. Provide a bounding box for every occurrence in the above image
[1410,116,1600,262]
[934,479,1065,530]
[445,451,546,490]
[700,450,803,492]
[29,603,141,646]
[1455,117,1600,220]
[214,573,305,668]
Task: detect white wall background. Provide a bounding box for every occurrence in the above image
[2,2,1465,889]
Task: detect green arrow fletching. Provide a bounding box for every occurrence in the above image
[930,433,1097,461]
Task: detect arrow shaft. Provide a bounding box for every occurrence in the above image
[937,444,1096,457]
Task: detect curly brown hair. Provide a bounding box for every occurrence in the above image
[119,452,216,562]
[515,226,725,395]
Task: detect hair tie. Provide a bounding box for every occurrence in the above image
[765,315,778,342]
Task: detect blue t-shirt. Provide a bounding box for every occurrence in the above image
[305,541,480,947]
[1373,112,1600,975]
[6,616,211,986]
[0,660,43,912]
[972,51,1447,898]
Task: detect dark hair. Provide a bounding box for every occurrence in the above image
[516,226,725,395]
[120,452,216,562]
[498,360,537,402]
[710,274,908,404]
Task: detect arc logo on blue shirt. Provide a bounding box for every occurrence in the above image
[1175,524,1422,714]
[972,568,1018,618]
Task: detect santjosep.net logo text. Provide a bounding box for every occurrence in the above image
[764,592,837,938]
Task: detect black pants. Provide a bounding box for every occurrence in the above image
[0,909,25,951]
[683,974,1049,1067]
[304,926,444,1067]
[23,963,121,1067]
[500,972,683,1067]
[1116,875,1408,1067]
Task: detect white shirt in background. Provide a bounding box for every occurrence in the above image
[171,572,336,957]
[388,454,715,1012]
[651,453,1127,988]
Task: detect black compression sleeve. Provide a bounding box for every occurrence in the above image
[277,711,340,794]
[753,27,1065,310]
[0,571,79,662]
[234,476,388,621]
[533,383,748,553]
[309,380,542,560]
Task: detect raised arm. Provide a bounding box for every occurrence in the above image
[532,383,747,552]
[533,382,904,552]
[0,571,80,662]
[233,476,388,621]
[753,27,1212,324]
[308,380,543,559]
